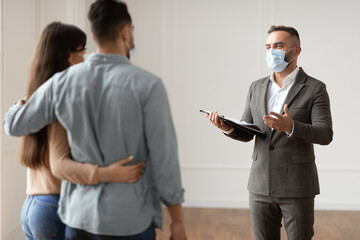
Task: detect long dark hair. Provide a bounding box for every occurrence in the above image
[19,22,86,169]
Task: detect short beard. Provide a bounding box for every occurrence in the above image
[284,49,295,63]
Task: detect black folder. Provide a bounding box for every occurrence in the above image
[200,109,266,137]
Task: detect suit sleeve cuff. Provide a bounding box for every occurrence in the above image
[222,127,234,135]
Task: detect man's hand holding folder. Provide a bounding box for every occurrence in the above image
[200,110,232,132]
[200,109,266,137]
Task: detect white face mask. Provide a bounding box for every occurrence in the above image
[266,47,295,72]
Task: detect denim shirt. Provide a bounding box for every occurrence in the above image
[4,53,184,235]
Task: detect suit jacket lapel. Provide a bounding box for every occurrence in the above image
[259,78,271,133]
[280,67,307,114]
[271,67,307,138]
[259,78,270,117]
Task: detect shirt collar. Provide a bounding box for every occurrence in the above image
[269,66,300,87]
[85,53,131,64]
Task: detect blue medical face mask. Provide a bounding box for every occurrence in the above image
[126,40,136,59]
[129,40,135,59]
[127,27,135,59]
[266,47,295,72]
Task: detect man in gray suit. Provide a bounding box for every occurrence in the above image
[208,25,333,239]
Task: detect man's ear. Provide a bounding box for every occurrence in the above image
[296,46,302,56]
[120,25,130,42]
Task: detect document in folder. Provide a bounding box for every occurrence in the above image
[200,109,266,137]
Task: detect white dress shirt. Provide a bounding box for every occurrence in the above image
[267,67,299,115]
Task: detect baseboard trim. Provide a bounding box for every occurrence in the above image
[181,164,360,172]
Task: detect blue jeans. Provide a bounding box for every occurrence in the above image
[21,195,65,240]
[65,225,156,240]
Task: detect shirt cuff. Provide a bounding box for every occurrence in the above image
[286,121,294,137]
[162,189,185,206]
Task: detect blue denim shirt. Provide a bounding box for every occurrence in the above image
[4,53,184,235]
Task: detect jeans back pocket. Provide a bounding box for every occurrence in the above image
[28,196,65,239]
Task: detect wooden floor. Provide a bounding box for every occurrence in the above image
[155,208,360,240]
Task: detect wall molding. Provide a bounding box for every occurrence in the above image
[181,164,360,172]
[181,165,250,171]
[66,0,87,30]
[181,164,360,211]
[314,201,360,211]
[183,198,360,211]
[183,198,249,209]
[4,225,22,240]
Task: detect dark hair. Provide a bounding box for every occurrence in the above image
[88,0,132,43]
[268,25,300,45]
[19,22,86,169]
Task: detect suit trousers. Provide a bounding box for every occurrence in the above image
[249,192,315,240]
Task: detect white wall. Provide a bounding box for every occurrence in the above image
[1,0,36,238]
[125,0,360,210]
[1,0,360,238]
[0,0,94,239]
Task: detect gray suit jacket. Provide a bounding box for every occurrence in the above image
[228,67,333,197]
